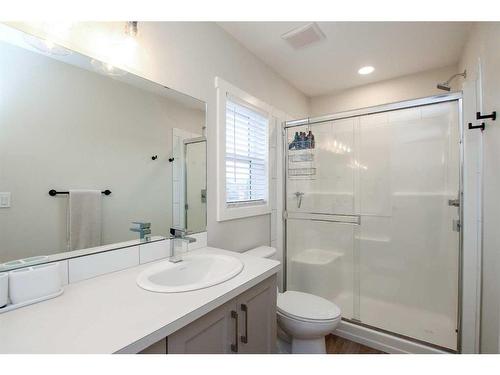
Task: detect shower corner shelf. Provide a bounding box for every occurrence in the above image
[289,149,315,163]
[288,167,316,177]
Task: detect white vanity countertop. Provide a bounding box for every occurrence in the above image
[0,247,280,354]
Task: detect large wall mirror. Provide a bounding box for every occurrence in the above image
[0,26,207,270]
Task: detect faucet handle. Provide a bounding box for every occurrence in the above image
[132,221,151,229]
[170,227,186,237]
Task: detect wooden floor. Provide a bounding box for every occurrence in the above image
[326,334,386,354]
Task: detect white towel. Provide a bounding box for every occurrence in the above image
[68,190,102,251]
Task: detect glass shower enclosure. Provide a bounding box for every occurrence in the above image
[283,94,462,351]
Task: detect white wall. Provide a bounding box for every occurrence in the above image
[0,41,203,262]
[310,65,458,116]
[458,22,500,354]
[6,22,310,253]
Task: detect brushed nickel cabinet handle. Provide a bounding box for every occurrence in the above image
[240,304,248,344]
[231,310,239,353]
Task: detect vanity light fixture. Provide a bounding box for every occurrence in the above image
[358,66,375,75]
[91,21,139,77]
[125,21,138,38]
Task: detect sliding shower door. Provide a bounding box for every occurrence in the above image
[285,97,461,351]
[285,117,358,320]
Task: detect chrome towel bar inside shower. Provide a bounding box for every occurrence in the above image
[284,211,361,225]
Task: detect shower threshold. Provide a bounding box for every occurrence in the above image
[337,318,458,354]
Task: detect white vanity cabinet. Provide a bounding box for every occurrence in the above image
[151,275,277,354]
[0,247,280,354]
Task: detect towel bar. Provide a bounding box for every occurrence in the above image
[48,189,111,196]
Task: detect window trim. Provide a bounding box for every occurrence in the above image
[215,77,272,222]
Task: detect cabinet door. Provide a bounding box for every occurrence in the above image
[237,275,277,354]
[167,302,237,354]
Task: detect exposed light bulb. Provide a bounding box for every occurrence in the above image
[94,21,138,74]
[125,21,138,38]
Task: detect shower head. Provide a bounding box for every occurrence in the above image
[436,70,466,91]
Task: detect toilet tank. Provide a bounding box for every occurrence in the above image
[244,246,277,260]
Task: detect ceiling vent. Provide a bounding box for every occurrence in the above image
[281,23,326,50]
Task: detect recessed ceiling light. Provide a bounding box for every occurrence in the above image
[358,66,375,75]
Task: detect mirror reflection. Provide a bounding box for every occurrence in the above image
[0,30,206,267]
[185,138,207,233]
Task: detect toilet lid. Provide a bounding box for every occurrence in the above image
[277,291,341,321]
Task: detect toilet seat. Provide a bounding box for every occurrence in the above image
[277,290,341,323]
[277,309,341,324]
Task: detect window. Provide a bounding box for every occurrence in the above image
[225,98,268,206]
[215,77,272,221]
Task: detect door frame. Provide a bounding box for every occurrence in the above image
[183,136,207,231]
[281,92,480,353]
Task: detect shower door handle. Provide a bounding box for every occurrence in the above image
[285,211,361,225]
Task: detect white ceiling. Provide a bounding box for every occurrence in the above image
[218,22,472,97]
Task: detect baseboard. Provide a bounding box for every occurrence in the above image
[334,321,451,354]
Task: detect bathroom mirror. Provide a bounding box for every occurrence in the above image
[0,26,207,270]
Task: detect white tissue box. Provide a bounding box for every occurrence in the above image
[8,263,62,305]
[0,272,8,307]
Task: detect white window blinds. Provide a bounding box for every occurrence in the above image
[225,98,269,205]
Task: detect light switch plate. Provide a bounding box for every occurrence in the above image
[0,192,11,208]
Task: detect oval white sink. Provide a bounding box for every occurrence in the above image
[136,253,244,293]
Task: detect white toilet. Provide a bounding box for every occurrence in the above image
[244,246,342,354]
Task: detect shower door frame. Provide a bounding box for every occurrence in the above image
[282,92,466,352]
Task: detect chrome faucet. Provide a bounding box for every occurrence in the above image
[130,222,151,241]
[169,227,196,263]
